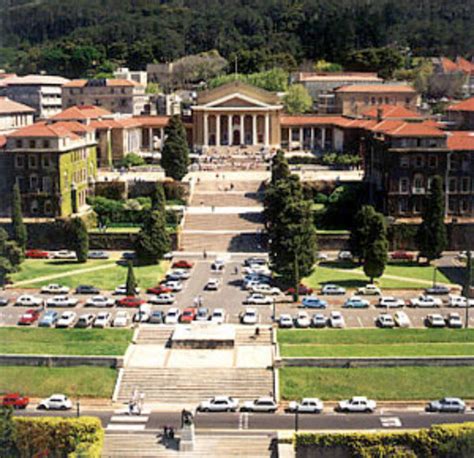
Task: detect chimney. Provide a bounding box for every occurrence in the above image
[376,107,383,123]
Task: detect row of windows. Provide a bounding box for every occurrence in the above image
[352,96,413,105]
[398,176,472,193]
[67,88,128,95]
[399,154,471,170]
[29,199,54,215]
[398,198,471,214]
[16,176,53,193]
[15,154,52,169]
[15,139,51,149]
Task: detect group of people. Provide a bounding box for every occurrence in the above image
[128,388,145,416]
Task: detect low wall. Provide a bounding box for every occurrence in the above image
[277,356,474,368]
[0,354,123,368]
[89,231,178,251]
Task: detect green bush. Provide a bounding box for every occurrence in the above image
[119,153,145,168]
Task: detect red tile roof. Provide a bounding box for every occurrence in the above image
[361,104,422,120]
[52,105,112,120]
[8,122,80,140]
[280,115,350,127]
[441,57,459,73]
[48,121,94,134]
[0,135,6,148]
[447,131,474,150]
[447,97,474,112]
[0,97,35,114]
[335,84,416,93]
[369,120,446,137]
[90,117,141,129]
[134,116,170,128]
[441,57,474,75]
[63,79,141,88]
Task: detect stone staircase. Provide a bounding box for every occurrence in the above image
[190,192,262,207]
[183,213,264,232]
[102,433,274,457]
[180,233,265,253]
[235,327,273,346]
[117,368,274,403]
[135,326,174,345]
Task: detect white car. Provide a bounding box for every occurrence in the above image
[88,250,109,259]
[165,307,180,324]
[53,250,76,260]
[448,295,474,308]
[409,295,442,308]
[93,312,112,328]
[85,295,114,308]
[288,398,324,414]
[338,251,353,261]
[295,311,311,328]
[167,269,191,280]
[279,314,293,328]
[56,311,76,328]
[133,305,151,323]
[379,296,405,308]
[241,397,278,413]
[329,311,345,328]
[75,313,95,328]
[113,284,141,295]
[446,313,463,328]
[205,278,220,291]
[357,284,381,296]
[41,284,70,294]
[337,397,376,413]
[37,394,72,410]
[250,284,281,295]
[394,311,411,328]
[148,293,175,305]
[163,281,183,292]
[46,295,78,307]
[321,284,346,295]
[15,295,43,307]
[377,313,395,328]
[315,252,329,261]
[242,264,271,276]
[211,258,226,272]
[312,313,327,328]
[244,279,268,291]
[426,314,446,328]
[113,311,130,327]
[198,396,239,412]
[241,308,258,325]
[210,308,225,324]
[245,293,273,305]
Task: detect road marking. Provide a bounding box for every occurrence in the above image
[106,424,146,431]
[380,417,402,427]
[110,415,149,423]
[239,412,249,430]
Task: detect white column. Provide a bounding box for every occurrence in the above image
[160,128,165,149]
[310,127,315,150]
[240,114,244,145]
[252,115,257,145]
[321,127,326,150]
[228,115,233,146]
[204,113,209,147]
[264,113,270,147]
[299,127,304,150]
[216,114,221,146]
[149,128,153,151]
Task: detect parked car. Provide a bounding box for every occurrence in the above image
[75,313,95,328]
[210,308,225,324]
[409,295,442,308]
[0,297,9,306]
[113,311,130,328]
[448,295,474,308]
[195,307,210,321]
[446,313,463,328]
[244,257,267,266]
[393,311,411,328]
[75,285,100,295]
[315,252,329,261]
[241,397,277,413]
[426,398,465,413]
[117,296,145,308]
[357,284,381,296]
[245,293,273,305]
[37,394,72,410]
[148,293,175,305]
[172,260,194,269]
[113,284,141,295]
[390,251,414,261]
[211,258,226,272]
[180,307,197,323]
[147,285,172,295]
[162,281,183,292]
[250,284,281,295]
[18,309,41,325]
[56,311,77,328]
[337,397,376,413]
[244,280,268,291]
[279,314,293,328]
[15,295,43,307]
[205,278,220,291]
[241,308,258,325]
[378,296,405,308]
[165,307,181,324]
[198,396,239,412]
[38,310,59,327]
[288,398,324,414]
[377,313,395,328]
[425,314,446,328]
[46,295,78,307]
[25,249,49,259]
[295,311,311,328]
[425,285,450,295]
[285,284,314,296]
[312,313,327,328]
[133,305,151,323]
[52,250,76,260]
[329,311,345,328]
[166,269,191,281]
[2,393,29,409]
[343,297,369,309]
[321,284,346,295]
[149,310,164,324]
[93,312,112,328]
[88,250,110,260]
[85,295,114,308]
[337,251,353,261]
[242,264,271,276]
[302,296,328,309]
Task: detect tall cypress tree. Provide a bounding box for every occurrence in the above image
[161,115,190,181]
[350,205,378,263]
[151,183,166,212]
[11,183,27,251]
[271,150,290,184]
[135,211,170,265]
[126,261,137,296]
[71,218,89,263]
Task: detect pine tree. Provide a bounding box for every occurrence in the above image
[11,183,27,251]
[271,150,290,184]
[349,205,377,263]
[363,238,388,283]
[71,218,89,263]
[416,175,447,262]
[135,211,170,265]
[0,228,23,286]
[151,183,166,212]
[125,261,137,296]
[160,115,190,181]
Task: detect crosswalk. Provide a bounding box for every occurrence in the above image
[380,417,402,428]
[106,407,151,431]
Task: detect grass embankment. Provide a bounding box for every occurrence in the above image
[0,366,116,398]
[0,328,133,356]
[278,329,474,357]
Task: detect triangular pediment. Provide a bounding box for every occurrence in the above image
[207,94,271,108]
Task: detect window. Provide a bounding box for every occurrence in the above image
[460,199,470,213]
[399,177,409,193]
[461,177,471,193]
[428,155,437,168]
[28,155,37,169]
[405,97,411,104]
[16,177,25,192]
[413,174,424,190]
[448,197,457,214]
[449,178,457,193]
[371,97,376,105]
[16,139,22,148]
[400,156,409,168]
[398,199,409,214]
[415,155,424,168]
[42,154,51,168]
[43,140,50,148]
[42,176,52,193]
[413,198,422,214]
[44,200,53,215]
[449,154,460,170]
[29,174,38,191]
[15,155,24,168]
[427,176,435,190]
[29,140,35,148]
[30,200,39,214]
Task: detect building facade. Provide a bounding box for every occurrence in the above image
[0,97,35,134]
[446,97,474,130]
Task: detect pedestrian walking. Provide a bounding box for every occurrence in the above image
[203,249,207,260]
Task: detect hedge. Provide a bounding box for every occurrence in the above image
[6,416,103,457]
[294,423,474,458]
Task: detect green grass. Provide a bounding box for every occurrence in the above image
[0,366,116,398]
[11,259,169,290]
[280,367,474,400]
[0,328,133,356]
[316,229,350,235]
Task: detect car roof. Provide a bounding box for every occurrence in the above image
[213,395,232,401]
[351,396,368,401]
[256,396,275,402]
[302,398,321,402]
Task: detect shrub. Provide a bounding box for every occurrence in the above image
[119,153,145,168]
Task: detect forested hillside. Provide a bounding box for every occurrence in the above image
[0,0,472,77]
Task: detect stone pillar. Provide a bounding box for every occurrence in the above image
[216,114,221,146]
[310,127,315,150]
[228,115,233,146]
[264,113,270,147]
[240,114,244,145]
[149,128,153,151]
[160,128,165,149]
[252,115,257,145]
[299,127,304,150]
[204,113,209,147]
[321,127,326,150]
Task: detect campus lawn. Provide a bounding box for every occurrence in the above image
[0,366,117,398]
[280,367,474,400]
[0,328,133,356]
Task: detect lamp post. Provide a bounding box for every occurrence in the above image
[294,409,299,432]
[76,399,80,418]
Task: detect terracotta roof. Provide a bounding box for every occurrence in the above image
[48,121,94,134]
[456,57,474,73]
[4,74,69,85]
[344,119,378,129]
[115,118,142,128]
[370,120,405,134]
[52,105,112,120]
[361,104,421,119]
[441,57,474,75]
[369,120,446,137]
[133,115,170,128]
[447,131,474,150]
[441,57,459,73]
[447,97,474,112]
[63,78,140,88]
[0,135,6,148]
[0,97,35,114]
[89,118,141,129]
[335,84,416,93]
[8,122,80,140]
[280,115,350,127]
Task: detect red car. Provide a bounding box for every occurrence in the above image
[180,307,197,323]
[2,393,29,409]
[391,251,414,261]
[25,249,50,259]
[18,309,41,325]
[117,296,145,308]
[172,260,194,269]
[147,285,172,295]
[285,284,314,296]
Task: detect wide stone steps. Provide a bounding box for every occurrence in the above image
[102,433,273,457]
[190,192,262,207]
[135,327,173,345]
[180,233,265,253]
[183,213,264,231]
[117,368,274,403]
[194,180,265,193]
[235,328,273,346]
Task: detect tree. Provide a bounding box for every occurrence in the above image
[135,211,170,265]
[11,183,27,251]
[151,183,166,212]
[0,405,16,457]
[314,59,343,72]
[283,84,312,114]
[416,176,447,262]
[0,228,23,287]
[120,153,145,168]
[70,218,89,263]
[271,150,290,184]
[350,205,385,263]
[363,237,388,283]
[125,261,137,297]
[160,115,190,181]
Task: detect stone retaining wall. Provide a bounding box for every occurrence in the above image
[0,354,123,368]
